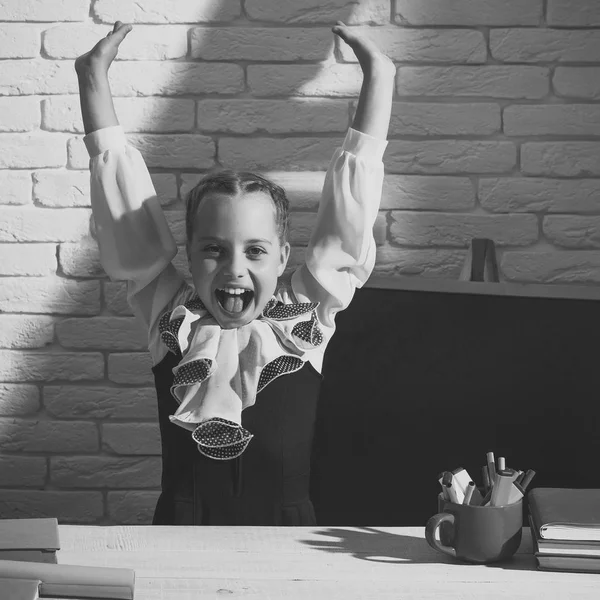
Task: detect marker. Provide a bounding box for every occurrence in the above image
[507,481,525,504]
[481,488,492,506]
[451,468,483,505]
[463,481,475,505]
[498,456,506,472]
[481,465,491,493]
[519,469,536,491]
[445,482,459,504]
[490,469,514,506]
[486,451,497,488]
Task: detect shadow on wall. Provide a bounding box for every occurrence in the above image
[1,0,391,525]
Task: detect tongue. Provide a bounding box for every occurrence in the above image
[224,293,244,314]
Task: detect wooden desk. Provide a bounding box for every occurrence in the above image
[56,526,599,599]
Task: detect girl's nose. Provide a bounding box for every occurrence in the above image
[224,254,246,278]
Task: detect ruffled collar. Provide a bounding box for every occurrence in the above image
[158,294,323,460]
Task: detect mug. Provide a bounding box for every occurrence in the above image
[425,494,522,564]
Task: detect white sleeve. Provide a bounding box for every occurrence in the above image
[85,126,185,359]
[291,127,388,329]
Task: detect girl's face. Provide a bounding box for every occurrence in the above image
[187,190,290,329]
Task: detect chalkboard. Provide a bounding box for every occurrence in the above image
[310,278,600,526]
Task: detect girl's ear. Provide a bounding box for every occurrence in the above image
[277,242,291,277]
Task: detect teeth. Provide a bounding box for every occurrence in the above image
[219,287,247,295]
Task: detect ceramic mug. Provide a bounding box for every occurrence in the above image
[425,494,522,564]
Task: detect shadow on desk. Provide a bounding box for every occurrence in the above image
[310,278,600,527]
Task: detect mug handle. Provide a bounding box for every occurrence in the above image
[425,513,456,558]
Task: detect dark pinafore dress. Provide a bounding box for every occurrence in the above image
[150,309,323,526]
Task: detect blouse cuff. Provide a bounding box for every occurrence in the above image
[84,125,127,158]
[342,128,388,162]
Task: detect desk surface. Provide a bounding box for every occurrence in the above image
[56,525,599,599]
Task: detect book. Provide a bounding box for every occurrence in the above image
[537,554,600,573]
[0,549,57,564]
[0,577,41,600]
[0,518,60,552]
[0,561,135,600]
[530,516,600,556]
[528,488,600,541]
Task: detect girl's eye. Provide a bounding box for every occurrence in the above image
[203,245,221,254]
[247,247,266,257]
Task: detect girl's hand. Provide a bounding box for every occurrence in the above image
[75,21,132,77]
[332,21,395,77]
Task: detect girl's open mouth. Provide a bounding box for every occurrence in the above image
[215,288,254,315]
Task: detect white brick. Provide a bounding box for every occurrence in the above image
[382,176,475,211]
[220,137,340,171]
[102,423,161,455]
[397,66,549,99]
[197,99,348,134]
[248,64,363,97]
[0,171,33,205]
[117,98,195,133]
[0,243,56,276]
[57,317,147,350]
[67,134,215,170]
[389,212,537,247]
[44,24,187,60]
[548,0,600,26]
[0,97,40,132]
[491,29,600,63]
[151,174,179,207]
[0,0,88,21]
[0,491,103,523]
[51,456,161,488]
[554,68,600,100]
[0,384,40,416]
[390,103,500,136]
[374,245,466,278]
[104,282,133,315]
[0,350,104,382]
[505,105,600,137]
[163,209,184,246]
[522,142,600,177]
[33,170,90,208]
[107,62,244,96]
[108,352,154,384]
[0,25,40,58]
[0,418,98,452]
[395,0,543,25]
[480,179,600,214]
[0,134,66,168]
[108,491,160,525]
[246,0,390,24]
[501,251,600,284]
[0,207,91,242]
[0,457,46,486]
[58,241,104,278]
[0,315,55,349]
[191,27,333,61]
[544,216,600,249]
[0,60,78,95]
[0,278,100,315]
[386,140,516,174]
[94,0,241,23]
[338,27,485,64]
[45,386,157,420]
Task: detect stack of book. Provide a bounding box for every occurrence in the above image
[0,518,136,599]
[528,488,600,573]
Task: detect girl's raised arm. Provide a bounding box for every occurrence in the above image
[75,23,182,336]
[292,24,395,330]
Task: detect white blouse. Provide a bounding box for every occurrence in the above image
[85,125,387,459]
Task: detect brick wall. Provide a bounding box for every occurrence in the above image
[1,0,599,524]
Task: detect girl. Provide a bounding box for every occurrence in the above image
[75,21,394,525]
